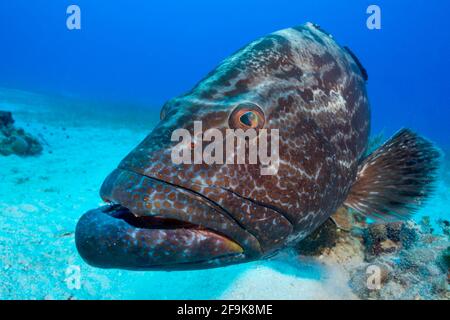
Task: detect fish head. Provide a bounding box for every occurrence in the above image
[76,23,367,270]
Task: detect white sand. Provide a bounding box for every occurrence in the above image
[0,88,447,300]
[220,254,357,299]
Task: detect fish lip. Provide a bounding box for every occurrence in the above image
[99,168,263,256]
[75,204,248,270]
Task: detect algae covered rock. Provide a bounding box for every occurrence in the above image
[349,217,449,300]
[438,246,450,274]
[349,243,449,299]
[0,110,43,156]
[437,219,450,238]
[295,206,449,300]
[363,221,419,259]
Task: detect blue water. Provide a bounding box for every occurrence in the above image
[0,1,449,299]
[1,0,449,146]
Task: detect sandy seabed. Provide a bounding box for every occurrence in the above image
[0,88,448,299]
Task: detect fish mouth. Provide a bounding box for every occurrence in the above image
[75,168,260,270]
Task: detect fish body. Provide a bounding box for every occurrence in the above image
[75,23,438,270]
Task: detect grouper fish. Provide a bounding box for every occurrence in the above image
[75,23,439,270]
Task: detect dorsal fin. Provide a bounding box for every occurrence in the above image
[311,23,333,38]
[344,46,368,81]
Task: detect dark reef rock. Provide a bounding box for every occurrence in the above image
[0,111,14,127]
[295,218,338,256]
[295,207,366,264]
[296,207,367,257]
[0,111,43,156]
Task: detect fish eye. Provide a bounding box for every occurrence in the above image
[240,111,260,127]
[229,102,265,129]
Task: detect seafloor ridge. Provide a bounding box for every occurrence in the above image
[0,87,448,300]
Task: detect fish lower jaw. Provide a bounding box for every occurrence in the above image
[75,204,246,270]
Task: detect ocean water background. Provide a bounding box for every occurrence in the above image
[0,1,449,299]
[1,0,450,146]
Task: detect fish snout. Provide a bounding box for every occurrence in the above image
[75,168,260,270]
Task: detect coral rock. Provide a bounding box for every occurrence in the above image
[364,222,419,259]
[0,111,14,127]
[0,110,43,156]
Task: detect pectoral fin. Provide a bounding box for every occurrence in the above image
[344,129,440,221]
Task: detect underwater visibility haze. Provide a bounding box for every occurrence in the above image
[0,0,449,300]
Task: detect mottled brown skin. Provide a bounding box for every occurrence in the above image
[76,23,370,270]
